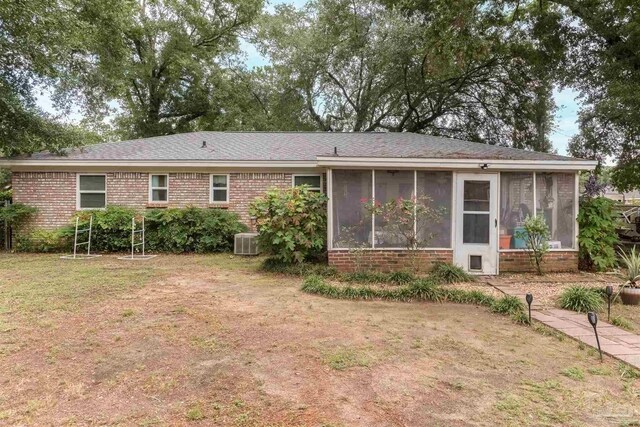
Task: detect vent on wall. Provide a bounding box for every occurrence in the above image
[234,233,260,256]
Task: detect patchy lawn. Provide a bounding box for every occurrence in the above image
[495,272,640,332]
[0,254,639,426]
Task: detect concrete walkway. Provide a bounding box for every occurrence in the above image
[488,281,640,369]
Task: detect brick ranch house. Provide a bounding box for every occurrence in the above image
[0,132,597,274]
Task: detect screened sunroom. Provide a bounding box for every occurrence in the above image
[325,165,582,275]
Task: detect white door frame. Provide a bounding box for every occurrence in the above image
[454,173,498,275]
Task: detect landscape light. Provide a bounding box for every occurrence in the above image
[605,285,613,322]
[525,293,533,324]
[587,311,603,362]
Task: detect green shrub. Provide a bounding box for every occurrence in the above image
[578,197,618,271]
[59,206,246,253]
[430,262,474,283]
[145,207,246,253]
[260,257,338,277]
[559,286,603,313]
[0,188,11,202]
[249,186,328,264]
[65,206,138,252]
[15,229,70,252]
[490,295,526,316]
[0,202,37,226]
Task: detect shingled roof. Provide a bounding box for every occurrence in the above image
[20,131,580,162]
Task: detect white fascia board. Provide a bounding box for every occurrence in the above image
[316,156,598,171]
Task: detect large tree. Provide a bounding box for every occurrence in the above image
[0,0,95,156]
[253,0,556,150]
[535,0,640,190]
[70,0,263,139]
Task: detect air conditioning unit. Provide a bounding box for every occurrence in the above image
[234,233,260,256]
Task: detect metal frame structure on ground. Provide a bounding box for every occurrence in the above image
[61,216,102,259]
[117,217,157,260]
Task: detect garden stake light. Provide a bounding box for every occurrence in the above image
[605,285,613,322]
[587,312,603,362]
[525,293,533,324]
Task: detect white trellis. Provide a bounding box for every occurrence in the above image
[117,216,157,260]
[60,216,101,259]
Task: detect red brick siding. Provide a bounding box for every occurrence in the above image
[12,172,76,230]
[499,251,578,273]
[328,249,453,273]
[229,172,292,227]
[168,173,210,207]
[107,172,148,207]
[11,171,297,232]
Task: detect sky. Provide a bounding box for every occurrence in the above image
[36,0,582,155]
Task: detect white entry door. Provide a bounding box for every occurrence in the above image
[454,173,498,274]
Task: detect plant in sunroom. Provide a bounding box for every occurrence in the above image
[514,215,550,275]
[362,195,443,272]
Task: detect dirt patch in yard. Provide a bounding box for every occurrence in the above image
[0,254,639,426]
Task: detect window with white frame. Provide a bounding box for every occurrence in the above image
[149,174,168,202]
[78,175,106,209]
[210,174,229,203]
[293,174,322,192]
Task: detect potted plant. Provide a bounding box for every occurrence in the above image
[499,225,511,249]
[616,247,640,305]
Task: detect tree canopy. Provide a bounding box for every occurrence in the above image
[0,0,97,156]
[0,0,639,190]
[535,0,640,190]
[254,0,555,150]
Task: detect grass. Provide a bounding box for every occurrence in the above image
[185,404,205,421]
[560,367,585,381]
[0,255,158,316]
[612,315,634,331]
[2,253,639,426]
[558,286,604,313]
[322,346,372,370]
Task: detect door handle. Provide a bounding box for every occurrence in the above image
[495,218,498,228]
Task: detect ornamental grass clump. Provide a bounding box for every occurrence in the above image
[490,295,526,316]
[430,262,475,283]
[559,286,603,313]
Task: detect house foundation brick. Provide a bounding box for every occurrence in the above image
[499,251,578,273]
[328,249,454,273]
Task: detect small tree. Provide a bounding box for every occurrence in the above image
[249,186,328,264]
[515,215,550,275]
[363,195,443,272]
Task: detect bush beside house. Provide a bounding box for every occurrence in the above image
[14,205,246,253]
[249,186,328,264]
